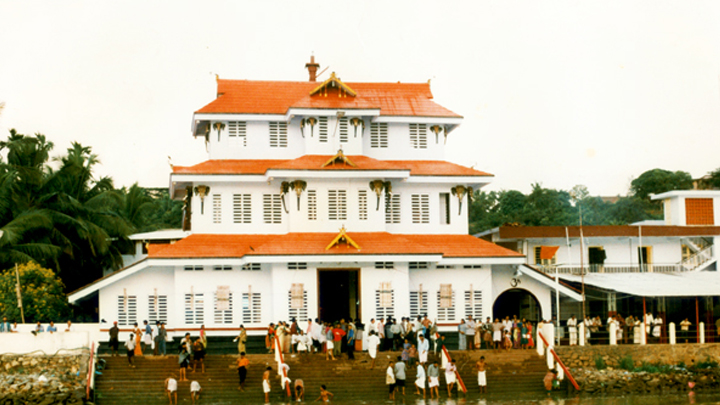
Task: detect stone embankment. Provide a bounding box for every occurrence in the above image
[0,352,91,405]
[556,343,720,394]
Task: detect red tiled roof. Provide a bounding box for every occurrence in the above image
[498,225,720,239]
[172,156,492,177]
[195,80,461,118]
[148,233,522,259]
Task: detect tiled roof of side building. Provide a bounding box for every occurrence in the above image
[195,80,461,117]
[147,233,523,259]
[172,156,493,177]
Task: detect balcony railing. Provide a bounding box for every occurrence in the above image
[537,263,690,275]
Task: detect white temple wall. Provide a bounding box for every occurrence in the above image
[408,266,492,331]
[360,263,410,326]
[269,263,319,323]
[99,266,175,327]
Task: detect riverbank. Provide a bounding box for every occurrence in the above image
[0,350,90,404]
[557,343,720,394]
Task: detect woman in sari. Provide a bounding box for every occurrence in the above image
[133,322,143,356]
[520,318,529,349]
[474,321,482,350]
[527,321,534,349]
[266,323,276,353]
[512,320,521,349]
[234,325,247,354]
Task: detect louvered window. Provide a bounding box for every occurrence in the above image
[214,289,233,324]
[263,194,283,224]
[375,262,394,269]
[269,122,288,148]
[117,295,137,326]
[232,194,252,224]
[436,265,455,269]
[463,265,484,269]
[288,284,308,322]
[358,190,368,220]
[409,290,428,319]
[409,262,429,270]
[307,190,317,221]
[212,194,222,224]
[370,123,388,148]
[411,194,430,224]
[328,190,347,221]
[437,285,455,322]
[375,282,394,319]
[318,117,328,143]
[385,193,401,224]
[288,262,308,270]
[242,292,262,324]
[339,117,349,143]
[184,293,205,325]
[464,290,483,320]
[241,263,261,271]
[213,265,232,271]
[184,266,203,271]
[228,121,247,147]
[409,123,428,149]
[148,295,168,324]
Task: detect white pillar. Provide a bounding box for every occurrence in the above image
[609,322,617,345]
[537,326,545,356]
[546,347,555,369]
[578,323,585,346]
[700,322,705,344]
[640,323,646,345]
[669,322,676,345]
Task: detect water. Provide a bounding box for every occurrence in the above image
[258,392,720,405]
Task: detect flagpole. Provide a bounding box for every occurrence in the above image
[15,264,25,324]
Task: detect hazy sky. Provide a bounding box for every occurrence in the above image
[1,1,719,196]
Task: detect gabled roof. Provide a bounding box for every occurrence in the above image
[496,225,720,239]
[310,72,357,97]
[195,79,461,118]
[172,156,493,177]
[148,233,523,259]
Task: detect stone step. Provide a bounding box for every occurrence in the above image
[93,351,548,404]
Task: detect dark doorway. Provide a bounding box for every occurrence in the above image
[318,269,360,323]
[492,289,541,322]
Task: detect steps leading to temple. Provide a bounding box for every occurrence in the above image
[93,350,548,404]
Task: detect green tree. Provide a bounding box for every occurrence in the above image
[630,168,693,201]
[0,262,70,322]
[707,167,720,189]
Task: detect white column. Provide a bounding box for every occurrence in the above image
[640,323,647,345]
[609,322,617,345]
[700,322,705,344]
[536,326,545,356]
[578,323,585,346]
[669,322,676,345]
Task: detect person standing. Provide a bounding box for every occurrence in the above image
[394,355,407,396]
[567,315,578,346]
[367,330,380,369]
[234,325,247,354]
[680,318,692,343]
[332,323,345,358]
[386,360,396,400]
[65,321,74,332]
[492,319,503,350]
[133,322,143,356]
[445,358,457,398]
[192,338,205,373]
[125,333,136,368]
[414,363,426,398]
[142,320,152,352]
[153,321,160,355]
[179,344,190,382]
[158,323,167,356]
[417,334,429,365]
[476,356,487,394]
[109,322,120,356]
[0,317,10,332]
[47,321,57,333]
[427,360,440,399]
[262,366,272,403]
[236,352,249,391]
[457,319,467,351]
[199,324,207,349]
[347,323,355,360]
[465,316,476,350]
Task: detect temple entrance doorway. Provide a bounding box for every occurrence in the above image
[492,288,542,322]
[317,269,360,323]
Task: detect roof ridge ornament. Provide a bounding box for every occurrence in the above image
[310,72,357,98]
[322,150,357,168]
[325,226,361,251]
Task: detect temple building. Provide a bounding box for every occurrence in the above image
[69,58,580,337]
